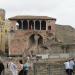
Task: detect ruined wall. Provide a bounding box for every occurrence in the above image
[47,20,56,36]
[8,18,56,55]
[9,30,47,55]
[0,9,5,20]
[9,18,75,56]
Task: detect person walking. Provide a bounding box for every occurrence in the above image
[64,58,75,75]
[0,60,4,75]
[18,60,24,75]
[8,59,18,75]
[69,58,75,75]
[64,60,70,75]
[23,59,31,75]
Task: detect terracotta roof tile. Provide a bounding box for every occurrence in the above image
[8,15,56,20]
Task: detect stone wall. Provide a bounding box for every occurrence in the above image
[0,9,5,20]
[9,30,53,55]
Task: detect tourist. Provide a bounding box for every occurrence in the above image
[23,59,31,75]
[64,58,75,75]
[64,60,70,75]
[18,59,24,75]
[69,58,75,75]
[8,59,18,75]
[0,60,4,75]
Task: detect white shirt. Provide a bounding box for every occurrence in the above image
[9,62,18,75]
[69,60,75,69]
[64,61,70,69]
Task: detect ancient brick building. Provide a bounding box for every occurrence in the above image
[8,16,56,56]
[0,9,75,58]
[1,9,75,75]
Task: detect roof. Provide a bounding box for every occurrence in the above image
[8,15,56,20]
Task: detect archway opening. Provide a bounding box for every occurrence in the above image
[35,20,40,30]
[23,20,28,30]
[41,20,46,30]
[29,34,43,46]
[29,20,34,30]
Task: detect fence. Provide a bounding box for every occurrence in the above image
[32,62,75,75]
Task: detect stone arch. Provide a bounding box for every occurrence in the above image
[41,20,46,30]
[35,20,40,30]
[29,20,34,30]
[29,34,43,46]
[23,20,28,30]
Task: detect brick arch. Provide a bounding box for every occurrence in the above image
[29,34,43,46]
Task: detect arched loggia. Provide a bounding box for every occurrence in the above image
[35,20,40,30]
[29,20,34,30]
[23,20,28,30]
[41,20,46,30]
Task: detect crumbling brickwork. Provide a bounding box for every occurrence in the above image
[8,16,56,56]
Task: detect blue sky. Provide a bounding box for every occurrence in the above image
[0,0,75,28]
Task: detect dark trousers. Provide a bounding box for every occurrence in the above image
[19,69,24,75]
[66,69,73,75]
[0,70,4,75]
[0,71,1,75]
[24,70,28,75]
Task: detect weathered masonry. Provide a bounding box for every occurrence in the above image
[8,16,56,56]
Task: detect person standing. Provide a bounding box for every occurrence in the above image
[64,60,70,75]
[0,60,4,75]
[8,59,18,75]
[23,59,31,75]
[18,60,24,75]
[69,58,75,75]
[64,58,75,75]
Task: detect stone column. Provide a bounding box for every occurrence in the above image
[40,20,41,30]
[27,20,29,30]
[21,20,23,29]
[46,21,47,31]
[34,20,35,30]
